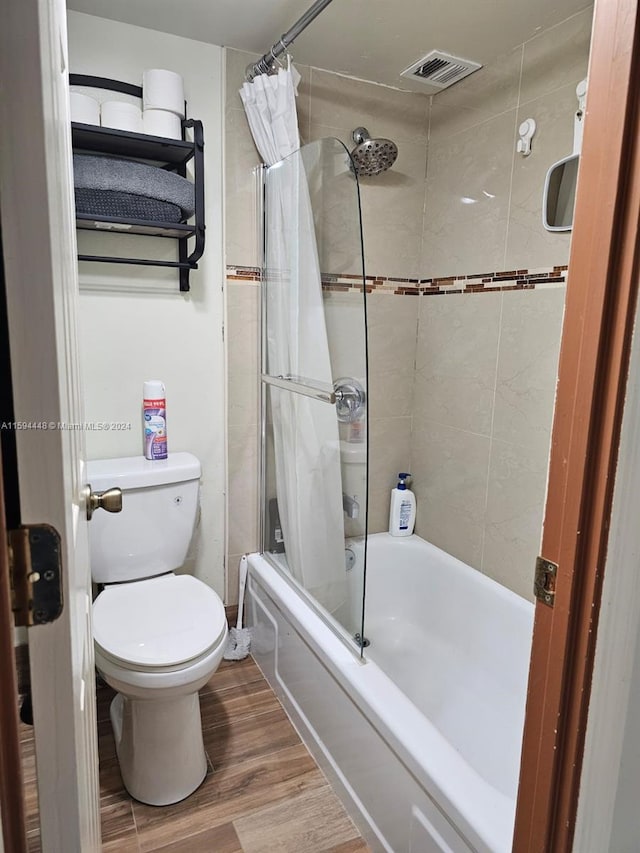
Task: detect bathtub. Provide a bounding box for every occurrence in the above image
[247,532,534,852]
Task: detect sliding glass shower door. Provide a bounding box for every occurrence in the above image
[261,137,369,651]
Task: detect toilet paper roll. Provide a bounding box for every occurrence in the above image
[70,92,100,125]
[143,109,183,140]
[143,69,185,118]
[101,101,143,133]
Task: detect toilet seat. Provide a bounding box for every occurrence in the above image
[93,573,226,669]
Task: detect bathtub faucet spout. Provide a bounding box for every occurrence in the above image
[343,493,359,519]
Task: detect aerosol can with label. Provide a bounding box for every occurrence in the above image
[143,380,168,460]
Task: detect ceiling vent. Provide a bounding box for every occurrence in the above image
[401,50,482,90]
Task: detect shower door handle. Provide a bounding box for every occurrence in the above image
[334,378,366,422]
[261,374,336,404]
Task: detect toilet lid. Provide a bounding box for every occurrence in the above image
[93,574,227,667]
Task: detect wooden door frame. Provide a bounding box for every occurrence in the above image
[513,0,640,849]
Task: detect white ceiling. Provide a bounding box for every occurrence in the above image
[66,0,591,90]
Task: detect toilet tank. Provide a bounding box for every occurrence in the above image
[87,453,201,584]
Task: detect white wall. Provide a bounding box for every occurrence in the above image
[67,12,226,595]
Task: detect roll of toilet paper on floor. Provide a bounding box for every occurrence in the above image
[101,101,143,133]
[143,69,185,118]
[70,92,100,125]
[143,109,183,140]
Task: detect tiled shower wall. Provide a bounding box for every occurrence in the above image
[412,285,566,599]
[412,7,592,599]
[224,6,592,602]
[422,7,593,276]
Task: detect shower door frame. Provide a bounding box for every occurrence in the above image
[257,140,369,656]
[513,0,640,849]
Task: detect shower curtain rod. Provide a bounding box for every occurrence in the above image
[246,0,335,80]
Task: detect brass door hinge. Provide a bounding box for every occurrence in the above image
[534,556,557,607]
[8,524,63,627]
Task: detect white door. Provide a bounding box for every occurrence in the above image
[0,1,101,851]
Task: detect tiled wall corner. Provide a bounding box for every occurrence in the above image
[427,45,522,143]
[412,286,566,600]
[422,6,593,279]
[421,110,515,279]
[412,420,490,570]
[505,81,580,269]
[506,5,592,270]
[483,287,566,598]
[482,439,550,600]
[368,416,413,534]
[414,289,502,436]
[518,7,594,106]
[412,293,502,567]
[407,7,592,598]
[491,287,566,454]
[306,68,430,281]
[366,292,419,532]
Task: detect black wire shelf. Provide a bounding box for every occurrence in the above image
[71,123,195,167]
[76,214,196,239]
[70,75,205,292]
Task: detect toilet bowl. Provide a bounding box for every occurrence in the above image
[88,453,227,806]
[93,574,227,805]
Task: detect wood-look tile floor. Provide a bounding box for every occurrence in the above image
[20,656,371,852]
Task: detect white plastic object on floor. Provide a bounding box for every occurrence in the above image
[224,555,252,660]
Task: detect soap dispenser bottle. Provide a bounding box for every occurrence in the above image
[389,473,416,537]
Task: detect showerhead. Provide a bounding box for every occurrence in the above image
[350,127,398,177]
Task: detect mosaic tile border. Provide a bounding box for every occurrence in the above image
[226,265,569,294]
[227,266,261,282]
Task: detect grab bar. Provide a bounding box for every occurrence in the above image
[261,374,336,404]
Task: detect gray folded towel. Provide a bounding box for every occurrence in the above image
[73,154,195,217]
[75,188,183,222]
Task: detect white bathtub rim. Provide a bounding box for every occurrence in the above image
[248,551,515,853]
[362,532,534,615]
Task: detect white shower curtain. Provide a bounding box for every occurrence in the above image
[240,66,346,614]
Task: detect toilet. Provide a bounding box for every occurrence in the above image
[87,452,228,806]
